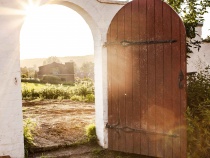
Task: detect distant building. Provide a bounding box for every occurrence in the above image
[37,62,74,82]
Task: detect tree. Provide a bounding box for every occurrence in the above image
[165,0,210,56]
[43,56,61,65]
[21,67,36,78]
[79,62,94,79]
[27,67,36,78]
[21,67,29,78]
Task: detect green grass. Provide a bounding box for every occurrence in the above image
[21,80,95,102]
[21,82,69,91]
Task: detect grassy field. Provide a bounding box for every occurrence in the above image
[22,82,51,90]
[21,82,70,90]
[21,80,95,102]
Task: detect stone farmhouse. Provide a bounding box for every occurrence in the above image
[37,62,75,82]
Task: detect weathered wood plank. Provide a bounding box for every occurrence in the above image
[139,0,148,155]
[108,14,118,150]
[155,0,164,157]
[180,19,187,158]
[117,7,126,152]
[131,0,141,154]
[147,0,156,156]
[124,2,133,153]
[107,24,112,150]
[171,10,181,158]
[163,2,173,158]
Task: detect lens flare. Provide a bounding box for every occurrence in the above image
[24,3,39,18]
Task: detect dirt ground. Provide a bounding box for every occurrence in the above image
[23,100,95,148]
[23,100,151,158]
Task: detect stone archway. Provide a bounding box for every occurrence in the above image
[0,0,125,157]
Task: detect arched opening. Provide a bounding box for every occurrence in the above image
[0,0,127,156]
[20,2,103,149]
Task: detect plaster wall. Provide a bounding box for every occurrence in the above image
[0,0,125,157]
[187,26,210,72]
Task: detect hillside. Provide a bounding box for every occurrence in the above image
[20,55,94,69]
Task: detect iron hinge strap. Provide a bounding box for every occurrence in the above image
[104,39,177,47]
[106,123,179,138]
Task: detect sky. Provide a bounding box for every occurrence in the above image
[20,4,94,59]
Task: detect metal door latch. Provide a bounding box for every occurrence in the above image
[179,70,184,89]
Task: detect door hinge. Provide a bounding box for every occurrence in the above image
[106,123,179,138]
[104,39,177,47]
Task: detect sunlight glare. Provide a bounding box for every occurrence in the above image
[24,3,39,18]
[20,4,94,59]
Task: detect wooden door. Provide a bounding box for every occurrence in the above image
[106,0,187,157]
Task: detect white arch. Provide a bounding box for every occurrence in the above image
[0,0,125,156]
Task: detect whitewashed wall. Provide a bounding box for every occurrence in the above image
[0,0,125,157]
[0,1,25,157]
[187,25,210,72]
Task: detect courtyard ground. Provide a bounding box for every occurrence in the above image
[23,100,151,158]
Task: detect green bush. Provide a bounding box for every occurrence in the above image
[85,124,97,143]
[42,75,61,84]
[187,69,210,157]
[22,87,39,100]
[70,95,82,101]
[40,84,71,99]
[21,78,95,101]
[85,94,95,102]
[186,105,210,158]
[187,69,210,108]
[74,78,94,97]
[23,119,36,157]
[21,74,27,78]
[21,78,40,83]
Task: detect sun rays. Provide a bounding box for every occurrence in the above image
[20,3,94,59]
[0,0,41,16]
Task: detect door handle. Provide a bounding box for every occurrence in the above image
[179,70,184,89]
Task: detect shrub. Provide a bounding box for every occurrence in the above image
[23,119,36,157]
[186,105,210,158]
[70,95,82,101]
[187,69,210,157]
[22,87,39,100]
[21,78,40,83]
[74,78,94,97]
[21,78,95,101]
[85,124,97,143]
[22,86,31,99]
[42,75,61,84]
[77,86,91,97]
[21,74,27,78]
[39,84,71,99]
[85,94,95,102]
[187,69,210,108]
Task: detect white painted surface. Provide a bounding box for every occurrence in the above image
[0,0,125,157]
[187,26,210,72]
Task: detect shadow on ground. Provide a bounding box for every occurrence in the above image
[29,143,154,158]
